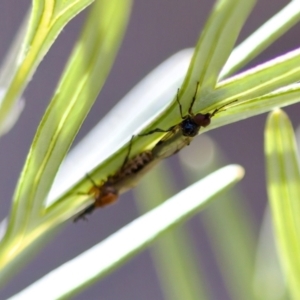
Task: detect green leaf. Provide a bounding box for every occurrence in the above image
[179,136,257,300]
[0,0,131,286]
[7,165,244,300]
[220,0,300,79]
[215,48,300,102]
[254,208,287,300]
[134,162,211,300]
[203,83,300,132]
[0,0,94,134]
[183,0,256,94]
[265,109,300,299]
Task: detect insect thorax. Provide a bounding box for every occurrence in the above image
[181,117,200,137]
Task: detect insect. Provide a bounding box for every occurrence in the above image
[140,82,237,140]
[74,136,155,222]
[73,175,118,222]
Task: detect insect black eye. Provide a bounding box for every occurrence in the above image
[193,113,211,127]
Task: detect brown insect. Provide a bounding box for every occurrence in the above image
[74,136,154,222]
[73,175,118,222]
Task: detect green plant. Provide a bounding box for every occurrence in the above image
[1,0,300,299]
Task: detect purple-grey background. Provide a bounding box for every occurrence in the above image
[0,0,299,299]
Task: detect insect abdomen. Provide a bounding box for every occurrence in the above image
[117,151,153,179]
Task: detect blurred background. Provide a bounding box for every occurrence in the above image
[0,0,299,299]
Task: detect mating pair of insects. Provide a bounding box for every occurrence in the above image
[74,83,237,221]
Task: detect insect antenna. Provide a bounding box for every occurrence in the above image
[210,99,238,117]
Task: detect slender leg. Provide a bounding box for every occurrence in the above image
[121,135,135,169]
[74,204,95,222]
[74,174,101,222]
[138,125,177,137]
[75,173,101,197]
[176,88,184,119]
[85,173,99,187]
[188,81,200,115]
[77,191,89,195]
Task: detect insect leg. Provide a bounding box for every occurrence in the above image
[139,125,177,137]
[176,88,184,119]
[74,204,95,222]
[74,174,106,222]
[188,81,200,115]
[121,135,135,169]
[85,173,100,187]
[75,173,100,198]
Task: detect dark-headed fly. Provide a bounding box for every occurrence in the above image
[140,82,237,141]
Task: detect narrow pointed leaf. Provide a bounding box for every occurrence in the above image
[216,48,300,102]
[0,0,131,285]
[183,0,255,96]
[0,0,94,133]
[202,83,300,132]
[265,109,300,299]
[8,165,244,300]
[179,137,257,300]
[220,0,300,79]
[134,162,210,300]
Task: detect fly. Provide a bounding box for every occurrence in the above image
[140,82,237,140]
